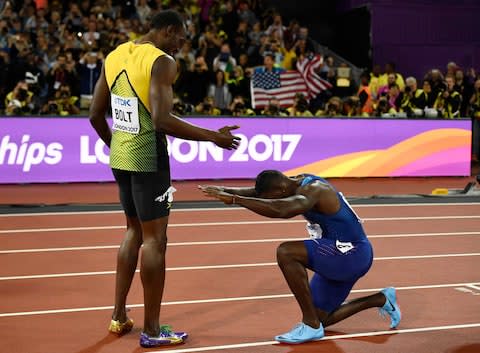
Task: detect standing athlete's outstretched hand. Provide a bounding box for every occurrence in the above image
[214,125,241,150]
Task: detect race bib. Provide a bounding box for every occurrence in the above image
[306,222,323,239]
[111,93,140,134]
[336,240,354,254]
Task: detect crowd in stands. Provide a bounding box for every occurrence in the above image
[1,0,479,125]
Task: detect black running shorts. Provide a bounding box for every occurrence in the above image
[112,168,173,221]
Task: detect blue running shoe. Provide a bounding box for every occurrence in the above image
[139,325,187,348]
[379,287,401,329]
[275,323,324,344]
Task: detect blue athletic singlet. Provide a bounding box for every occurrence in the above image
[301,174,367,242]
[300,174,374,313]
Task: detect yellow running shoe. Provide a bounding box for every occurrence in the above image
[108,318,134,335]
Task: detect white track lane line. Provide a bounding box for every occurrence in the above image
[1,252,479,281]
[1,231,479,254]
[152,323,480,353]
[0,282,478,318]
[0,201,479,217]
[1,215,479,234]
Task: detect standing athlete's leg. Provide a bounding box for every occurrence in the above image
[276,241,320,328]
[139,217,169,336]
[112,216,143,323]
[109,169,141,334]
[131,170,186,348]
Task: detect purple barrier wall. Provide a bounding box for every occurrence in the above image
[338,0,480,79]
[0,117,471,184]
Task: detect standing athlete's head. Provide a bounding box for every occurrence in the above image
[148,10,186,55]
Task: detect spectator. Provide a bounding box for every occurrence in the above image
[357,71,373,115]
[425,68,446,102]
[207,69,232,112]
[247,21,264,56]
[454,69,473,117]
[237,0,257,28]
[46,52,79,97]
[283,18,300,50]
[422,79,436,108]
[255,53,283,74]
[377,73,397,98]
[135,0,152,25]
[369,64,383,100]
[212,43,236,75]
[185,55,210,106]
[220,0,238,40]
[378,61,405,91]
[175,39,196,70]
[227,65,250,100]
[265,14,286,46]
[82,19,100,48]
[386,83,404,114]
[77,50,103,110]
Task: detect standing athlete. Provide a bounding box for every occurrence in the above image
[200,170,401,344]
[89,10,240,348]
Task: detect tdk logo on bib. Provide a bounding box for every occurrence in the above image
[114,97,132,107]
[111,93,140,134]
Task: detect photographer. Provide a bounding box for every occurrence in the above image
[41,84,80,116]
[315,96,343,117]
[195,96,221,116]
[228,95,255,116]
[401,77,427,117]
[261,97,287,116]
[372,96,396,117]
[4,80,34,116]
[433,75,462,118]
[469,78,480,161]
[287,93,313,116]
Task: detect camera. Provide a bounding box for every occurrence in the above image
[219,53,230,63]
[268,104,279,114]
[234,102,244,111]
[296,98,308,112]
[405,86,411,93]
[17,88,28,100]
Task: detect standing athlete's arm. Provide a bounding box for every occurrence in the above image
[150,55,238,148]
[89,65,111,147]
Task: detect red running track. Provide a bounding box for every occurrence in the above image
[0,202,479,353]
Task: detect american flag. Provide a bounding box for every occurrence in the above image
[251,55,332,109]
[296,54,333,98]
[250,70,308,109]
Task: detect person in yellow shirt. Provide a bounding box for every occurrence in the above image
[378,62,405,91]
[89,10,240,348]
